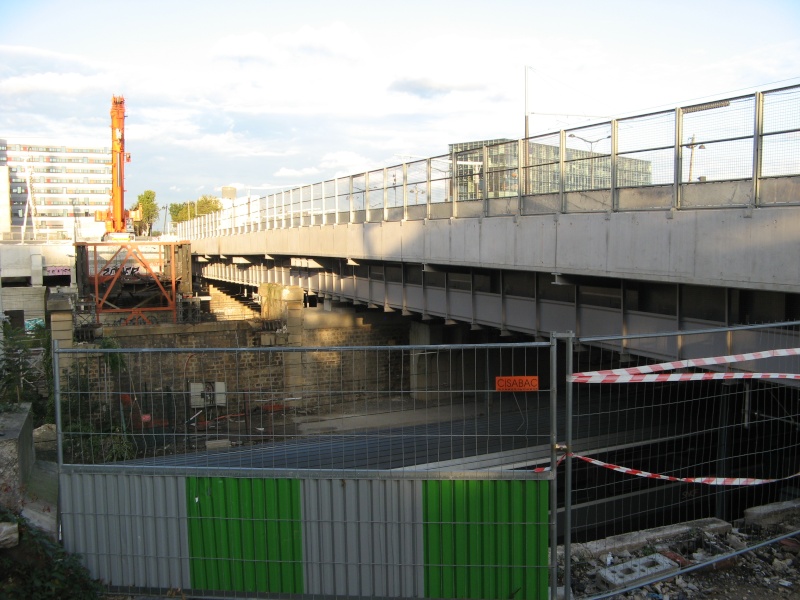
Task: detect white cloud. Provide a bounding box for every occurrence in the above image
[0,71,111,97]
[273,166,321,178]
[2,1,799,208]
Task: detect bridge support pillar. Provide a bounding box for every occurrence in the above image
[410,321,443,401]
[48,293,74,372]
[282,286,305,397]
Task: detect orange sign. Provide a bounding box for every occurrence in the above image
[495,376,539,391]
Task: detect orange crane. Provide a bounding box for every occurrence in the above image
[96,95,139,239]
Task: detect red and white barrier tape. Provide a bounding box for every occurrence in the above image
[528,453,796,485]
[570,453,798,486]
[570,347,800,384]
[531,453,568,473]
[572,371,800,384]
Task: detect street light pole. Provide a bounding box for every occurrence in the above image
[568,133,611,189]
[525,66,529,140]
[687,134,705,183]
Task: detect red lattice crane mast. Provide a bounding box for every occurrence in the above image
[96,95,139,238]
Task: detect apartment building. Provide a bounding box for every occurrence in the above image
[0,139,111,240]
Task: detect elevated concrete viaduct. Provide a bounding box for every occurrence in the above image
[182,85,800,363]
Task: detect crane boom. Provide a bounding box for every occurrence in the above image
[110,95,126,233]
[96,95,137,239]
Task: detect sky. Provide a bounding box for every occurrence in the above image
[1,0,799,215]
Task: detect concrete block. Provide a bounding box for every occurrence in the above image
[33,423,57,452]
[744,499,800,527]
[205,439,230,450]
[0,522,19,548]
[572,517,731,558]
[282,286,305,302]
[598,554,678,589]
[47,293,73,311]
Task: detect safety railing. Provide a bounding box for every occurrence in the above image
[177,85,800,240]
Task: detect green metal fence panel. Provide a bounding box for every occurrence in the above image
[186,477,303,594]
[423,479,549,600]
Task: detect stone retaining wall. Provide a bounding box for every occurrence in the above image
[0,404,34,510]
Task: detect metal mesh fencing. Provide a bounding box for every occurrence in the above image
[565,322,800,598]
[55,342,554,471]
[51,324,800,598]
[55,341,557,598]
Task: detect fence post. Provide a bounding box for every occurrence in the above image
[564,331,574,597]
[549,334,559,599]
[52,339,64,467]
[552,331,575,598]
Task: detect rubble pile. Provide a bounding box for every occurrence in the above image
[568,517,800,599]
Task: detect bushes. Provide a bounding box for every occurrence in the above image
[0,322,52,426]
[0,508,103,599]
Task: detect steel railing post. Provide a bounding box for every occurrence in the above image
[549,333,559,599]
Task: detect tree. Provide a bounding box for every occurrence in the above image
[131,190,160,236]
[0,323,40,405]
[0,322,51,424]
[169,194,224,223]
[168,202,185,223]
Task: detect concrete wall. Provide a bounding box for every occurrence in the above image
[1,287,46,322]
[0,404,34,510]
[1,245,43,284]
[191,204,800,294]
[0,243,74,333]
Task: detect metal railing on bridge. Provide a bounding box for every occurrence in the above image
[177,85,800,240]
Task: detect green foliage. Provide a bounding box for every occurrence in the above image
[168,202,184,222]
[131,189,160,236]
[97,335,126,373]
[29,322,54,423]
[100,427,137,461]
[0,323,51,424]
[0,323,39,404]
[0,508,104,599]
[60,337,137,464]
[169,194,223,223]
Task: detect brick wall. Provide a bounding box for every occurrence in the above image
[60,302,412,429]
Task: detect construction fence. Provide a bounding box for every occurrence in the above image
[53,321,800,599]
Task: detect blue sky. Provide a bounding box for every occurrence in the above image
[1,0,799,212]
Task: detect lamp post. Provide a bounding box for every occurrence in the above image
[525,66,531,139]
[686,134,705,183]
[568,133,611,189]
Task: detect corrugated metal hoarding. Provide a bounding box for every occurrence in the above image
[61,469,549,599]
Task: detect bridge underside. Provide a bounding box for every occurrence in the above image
[199,260,800,360]
[189,204,800,362]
